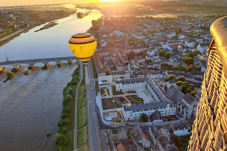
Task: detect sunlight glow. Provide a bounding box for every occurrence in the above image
[102,0,119,1]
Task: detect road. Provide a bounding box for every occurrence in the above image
[74,61,83,151]
[0,28,25,42]
[86,60,102,151]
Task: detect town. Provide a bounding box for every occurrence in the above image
[0,5,76,39]
[89,14,217,151]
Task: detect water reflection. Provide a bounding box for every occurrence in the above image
[0,9,102,62]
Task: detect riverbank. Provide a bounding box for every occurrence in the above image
[0,13,75,48]
[0,64,78,151]
[104,12,220,18]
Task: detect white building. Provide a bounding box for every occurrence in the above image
[196,43,208,54]
[172,123,191,136]
[1,9,8,15]
[185,40,195,48]
[167,32,176,39]
[123,101,176,121]
[113,31,124,37]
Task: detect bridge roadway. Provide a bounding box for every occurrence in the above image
[0,56,76,66]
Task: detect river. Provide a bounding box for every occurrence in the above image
[0,8,102,62]
[0,8,101,151]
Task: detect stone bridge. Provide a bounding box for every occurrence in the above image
[0,56,78,69]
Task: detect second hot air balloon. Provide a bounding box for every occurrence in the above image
[68,33,97,66]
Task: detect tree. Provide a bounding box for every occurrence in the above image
[164,52,171,59]
[194,50,200,55]
[145,59,152,63]
[188,84,195,89]
[106,71,110,75]
[168,75,176,81]
[182,84,188,92]
[185,88,193,94]
[159,49,166,56]
[187,52,195,58]
[65,95,72,102]
[173,65,179,70]
[176,81,183,86]
[57,134,69,145]
[166,115,172,121]
[175,27,182,34]
[141,113,148,122]
[190,91,196,97]
[7,72,14,80]
[178,76,186,82]
[189,65,195,71]
[179,65,186,71]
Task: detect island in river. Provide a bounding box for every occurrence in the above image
[35,22,58,32]
[77,12,88,18]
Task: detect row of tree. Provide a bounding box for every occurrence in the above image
[0,27,19,38]
[168,75,199,96]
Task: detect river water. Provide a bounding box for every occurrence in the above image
[0,9,102,62]
[0,8,101,151]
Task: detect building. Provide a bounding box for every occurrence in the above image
[123,101,176,121]
[131,125,151,148]
[188,17,227,151]
[116,77,171,102]
[1,9,8,14]
[196,43,208,54]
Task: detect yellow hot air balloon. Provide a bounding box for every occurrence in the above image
[68,33,97,65]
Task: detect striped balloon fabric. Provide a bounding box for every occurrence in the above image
[68,33,97,65]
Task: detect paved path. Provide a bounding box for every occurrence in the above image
[74,61,83,151]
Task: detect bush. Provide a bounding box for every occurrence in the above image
[42,64,49,70]
[11,68,18,73]
[46,133,51,137]
[24,71,29,75]
[57,63,61,67]
[0,66,5,73]
[28,66,33,70]
[7,72,14,79]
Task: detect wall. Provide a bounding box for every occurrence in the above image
[99,75,113,84]
[174,129,191,136]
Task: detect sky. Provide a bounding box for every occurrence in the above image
[0,0,98,7]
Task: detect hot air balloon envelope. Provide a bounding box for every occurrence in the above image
[68,33,97,65]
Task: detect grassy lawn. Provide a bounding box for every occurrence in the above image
[95,81,99,92]
[77,126,88,148]
[78,78,85,96]
[77,106,87,129]
[78,144,89,151]
[77,95,86,109]
[77,71,88,149]
[91,57,98,79]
